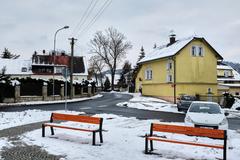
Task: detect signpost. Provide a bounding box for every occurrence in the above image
[62,67,70,111]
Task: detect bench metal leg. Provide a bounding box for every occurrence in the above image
[42,124,45,137]
[223,137,227,160]
[150,140,153,151]
[50,126,54,135]
[92,132,96,145]
[99,131,103,143]
[145,135,148,154]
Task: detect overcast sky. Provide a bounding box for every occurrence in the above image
[0,0,240,68]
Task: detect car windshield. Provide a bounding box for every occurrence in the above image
[181,96,195,101]
[189,103,221,114]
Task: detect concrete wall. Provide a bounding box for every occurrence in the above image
[2,84,96,103]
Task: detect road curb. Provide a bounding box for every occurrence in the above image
[0,94,103,108]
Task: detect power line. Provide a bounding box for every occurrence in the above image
[76,0,112,38]
[70,0,99,37]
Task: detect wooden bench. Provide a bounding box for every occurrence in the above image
[145,123,227,160]
[42,113,103,145]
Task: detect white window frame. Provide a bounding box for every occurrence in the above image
[166,74,173,83]
[166,60,173,70]
[198,46,204,56]
[191,46,197,56]
[145,68,152,80]
[224,70,231,77]
[191,45,204,57]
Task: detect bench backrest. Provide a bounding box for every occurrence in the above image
[151,123,226,139]
[51,113,102,125]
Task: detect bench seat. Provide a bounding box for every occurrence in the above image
[147,136,224,149]
[42,113,104,145]
[43,123,100,133]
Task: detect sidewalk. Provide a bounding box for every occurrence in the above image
[0,94,102,108]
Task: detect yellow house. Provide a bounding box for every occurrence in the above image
[135,35,223,103]
[217,62,240,96]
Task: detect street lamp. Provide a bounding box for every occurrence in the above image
[52,25,69,100]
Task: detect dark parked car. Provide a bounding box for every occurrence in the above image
[177,95,196,112]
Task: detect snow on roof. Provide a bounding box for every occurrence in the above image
[0,58,32,75]
[219,83,240,87]
[232,69,240,80]
[139,36,202,63]
[217,65,232,70]
[217,65,240,81]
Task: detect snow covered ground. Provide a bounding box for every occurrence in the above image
[117,93,181,113]
[0,110,84,130]
[117,93,240,118]
[0,108,239,159]
[17,114,240,160]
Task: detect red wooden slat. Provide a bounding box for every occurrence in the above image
[147,136,224,149]
[44,123,96,132]
[152,123,224,139]
[52,113,101,124]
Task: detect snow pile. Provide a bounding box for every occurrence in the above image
[117,93,180,113]
[232,98,240,110]
[0,138,12,153]
[21,114,240,160]
[0,110,84,130]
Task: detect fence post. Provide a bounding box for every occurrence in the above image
[60,84,64,100]
[80,85,83,96]
[88,84,92,97]
[14,85,20,102]
[92,84,96,95]
[72,85,75,98]
[42,82,48,101]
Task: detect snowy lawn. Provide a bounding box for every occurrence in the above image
[117,92,240,118]
[17,114,240,160]
[0,110,84,130]
[117,93,181,113]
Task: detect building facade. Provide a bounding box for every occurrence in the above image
[135,35,223,102]
[217,62,240,96]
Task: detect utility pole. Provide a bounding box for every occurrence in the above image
[68,37,77,99]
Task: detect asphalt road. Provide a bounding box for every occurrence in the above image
[1,92,239,130]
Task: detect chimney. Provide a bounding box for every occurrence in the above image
[169,30,176,45]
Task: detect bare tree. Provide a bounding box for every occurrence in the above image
[89,55,105,89]
[90,27,132,90]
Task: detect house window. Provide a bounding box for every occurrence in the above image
[167,61,172,70]
[192,46,196,56]
[224,70,231,77]
[145,68,152,80]
[198,47,203,56]
[192,46,204,57]
[55,67,64,74]
[21,67,27,72]
[166,74,173,83]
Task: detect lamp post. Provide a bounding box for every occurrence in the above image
[52,25,69,100]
